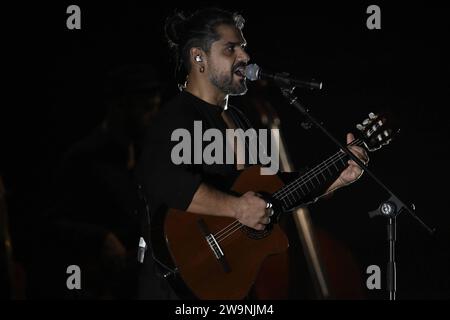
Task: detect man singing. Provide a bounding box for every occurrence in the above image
[135,7,368,299]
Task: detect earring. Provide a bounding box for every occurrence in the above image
[200,66,205,73]
[195,55,202,62]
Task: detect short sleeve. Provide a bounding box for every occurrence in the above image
[135,105,203,211]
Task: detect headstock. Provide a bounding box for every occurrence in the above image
[356,112,397,152]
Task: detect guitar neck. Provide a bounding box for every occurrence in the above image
[272,139,364,211]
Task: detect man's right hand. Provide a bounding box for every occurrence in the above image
[187,184,271,230]
[230,191,270,230]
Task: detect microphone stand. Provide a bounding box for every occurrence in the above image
[277,85,435,300]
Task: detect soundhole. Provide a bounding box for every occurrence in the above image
[241,226,271,239]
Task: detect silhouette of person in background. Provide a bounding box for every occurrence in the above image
[27,64,162,299]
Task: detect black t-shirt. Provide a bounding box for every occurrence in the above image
[134,91,263,299]
[134,91,306,299]
[136,91,254,214]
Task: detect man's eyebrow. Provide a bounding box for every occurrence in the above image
[223,41,247,47]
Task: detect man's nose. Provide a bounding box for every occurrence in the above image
[238,48,250,64]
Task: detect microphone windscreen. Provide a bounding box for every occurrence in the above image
[244,64,260,81]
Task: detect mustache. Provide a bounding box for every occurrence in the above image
[232,62,247,72]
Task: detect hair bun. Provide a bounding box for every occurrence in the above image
[164,11,188,49]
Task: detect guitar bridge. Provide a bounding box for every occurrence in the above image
[197,218,231,273]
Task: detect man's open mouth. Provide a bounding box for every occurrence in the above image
[233,66,246,78]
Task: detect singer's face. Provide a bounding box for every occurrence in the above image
[207,24,250,96]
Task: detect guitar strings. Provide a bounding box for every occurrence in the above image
[273,139,362,200]
[275,139,363,201]
[214,139,364,243]
[213,219,242,239]
[214,139,363,242]
[216,222,245,243]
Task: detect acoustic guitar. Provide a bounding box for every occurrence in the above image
[154,113,395,299]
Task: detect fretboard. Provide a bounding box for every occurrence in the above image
[272,139,363,211]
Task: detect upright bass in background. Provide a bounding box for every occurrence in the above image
[246,83,331,299]
[246,82,365,299]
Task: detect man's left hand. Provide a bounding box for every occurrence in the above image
[329,133,369,191]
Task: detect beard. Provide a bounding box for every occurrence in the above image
[209,68,248,96]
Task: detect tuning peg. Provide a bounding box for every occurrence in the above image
[376,134,384,142]
[369,112,376,119]
[363,118,370,126]
[356,124,364,131]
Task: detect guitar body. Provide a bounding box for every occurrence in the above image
[163,165,289,299]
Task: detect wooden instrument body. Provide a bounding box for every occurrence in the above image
[163,165,289,299]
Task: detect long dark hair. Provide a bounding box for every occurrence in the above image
[164,7,245,86]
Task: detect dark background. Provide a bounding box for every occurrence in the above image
[2,1,449,299]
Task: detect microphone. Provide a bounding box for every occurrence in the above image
[244,63,322,90]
